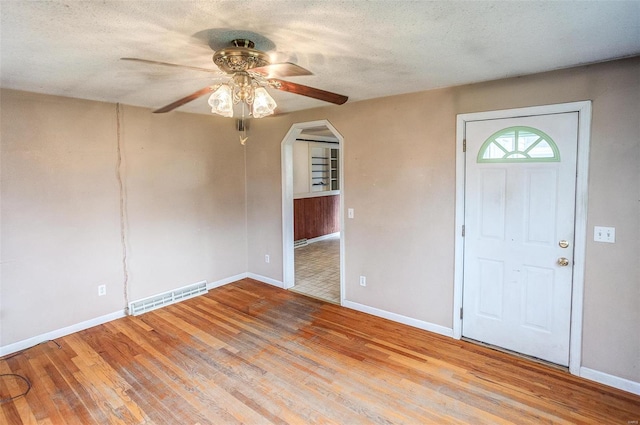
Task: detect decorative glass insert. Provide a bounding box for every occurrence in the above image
[477,126,560,163]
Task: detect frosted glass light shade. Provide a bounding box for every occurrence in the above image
[208,85,233,117]
[252,87,277,118]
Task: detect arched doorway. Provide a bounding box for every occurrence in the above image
[281,120,344,303]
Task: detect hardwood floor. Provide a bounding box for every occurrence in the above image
[2,279,639,424]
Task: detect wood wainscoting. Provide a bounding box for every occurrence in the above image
[294,194,339,241]
[1,279,638,424]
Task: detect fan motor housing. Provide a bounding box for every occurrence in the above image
[213,39,270,73]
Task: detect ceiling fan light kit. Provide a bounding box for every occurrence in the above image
[207,70,277,118]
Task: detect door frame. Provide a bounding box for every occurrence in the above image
[453,101,592,375]
[281,120,345,303]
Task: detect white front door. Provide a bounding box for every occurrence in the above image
[462,112,578,366]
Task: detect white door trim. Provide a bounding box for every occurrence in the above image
[281,120,345,303]
[454,101,592,375]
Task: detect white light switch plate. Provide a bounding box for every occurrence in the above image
[594,226,615,243]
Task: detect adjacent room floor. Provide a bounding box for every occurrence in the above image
[292,234,340,304]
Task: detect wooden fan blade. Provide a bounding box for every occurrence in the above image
[121,57,219,74]
[153,85,218,113]
[251,62,313,78]
[269,79,348,105]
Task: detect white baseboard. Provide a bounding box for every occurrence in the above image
[207,273,248,290]
[580,367,640,396]
[0,310,125,357]
[247,273,285,288]
[342,300,454,338]
[307,232,340,244]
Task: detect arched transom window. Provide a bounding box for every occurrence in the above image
[477,126,560,163]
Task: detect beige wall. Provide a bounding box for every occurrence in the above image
[245,116,291,279]
[245,57,640,382]
[0,91,247,346]
[119,105,247,301]
[1,91,123,345]
[1,57,638,385]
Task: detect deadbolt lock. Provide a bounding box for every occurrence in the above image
[559,240,570,248]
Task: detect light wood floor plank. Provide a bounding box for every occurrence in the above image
[1,278,639,424]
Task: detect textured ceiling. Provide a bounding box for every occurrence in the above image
[1,1,639,115]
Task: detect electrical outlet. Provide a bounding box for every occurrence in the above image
[359,276,366,287]
[98,284,106,296]
[265,254,270,263]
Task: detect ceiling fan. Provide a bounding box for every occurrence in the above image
[122,38,348,117]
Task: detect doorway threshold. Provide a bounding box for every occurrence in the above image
[289,287,340,305]
[461,337,569,372]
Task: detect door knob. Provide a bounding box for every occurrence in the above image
[557,257,570,267]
